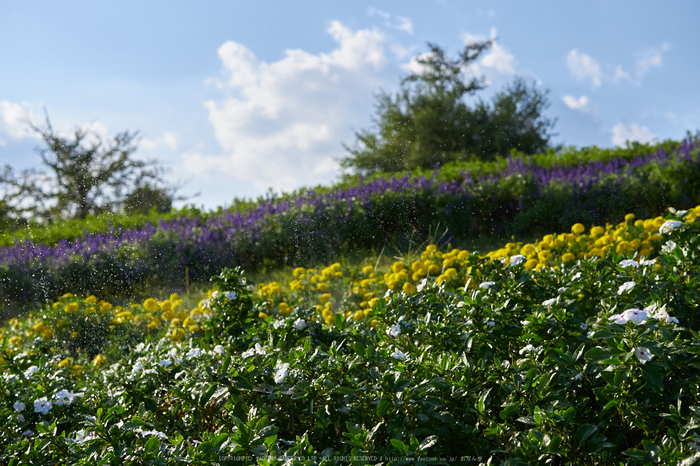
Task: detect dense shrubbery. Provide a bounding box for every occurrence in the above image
[2,135,699,311]
[1,207,700,464]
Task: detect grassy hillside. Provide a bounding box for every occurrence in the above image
[1,135,699,315]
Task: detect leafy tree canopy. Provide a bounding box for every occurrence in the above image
[342,40,557,175]
[0,111,180,223]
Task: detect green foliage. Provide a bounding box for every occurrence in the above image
[342,41,556,174]
[2,211,700,463]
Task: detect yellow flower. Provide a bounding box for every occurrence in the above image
[362,265,374,275]
[161,310,176,321]
[70,331,78,338]
[85,306,96,315]
[70,365,83,376]
[625,213,635,222]
[316,282,329,292]
[62,293,74,299]
[319,293,331,304]
[524,259,539,270]
[58,357,74,367]
[293,267,306,278]
[521,244,537,256]
[571,223,585,235]
[402,282,417,294]
[188,324,200,332]
[85,295,98,304]
[590,226,604,237]
[159,300,172,311]
[143,298,158,312]
[259,312,269,320]
[391,261,405,273]
[279,302,292,316]
[561,253,575,262]
[64,302,79,313]
[92,354,106,368]
[99,301,113,311]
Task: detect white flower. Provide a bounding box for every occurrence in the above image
[542,297,558,307]
[274,363,290,384]
[580,323,588,330]
[158,359,172,367]
[54,389,75,406]
[142,369,157,376]
[225,290,237,300]
[293,318,307,331]
[131,361,144,377]
[141,430,168,439]
[22,430,33,436]
[587,331,594,338]
[574,372,584,380]
[387,324,401,337]
[634,347,653,363]
[211,291,220,299]
[213,345,225,355]
[619,259,639,268]
[570,272,582,281]
[390,349,406,359]
[13,401,25,412]
[519,344,536,355]
[508,255,526,266]
[609,308,647,325]
[645,304,679,324]
[23,366,38,378]
[486,321,496,327]
[201,299,210,309]
[186,348,201,359]
[659,220,682,234]
[272,319,285,329]
[479,281,496,290]
[558,287,568,293]
[242,343,265,359]
[617,281,636,294]
[662,240,677,253]
[16,414,24,422]
[135,342,146,353]
[641,259,656,266]
[34,397,52,414]
[75,430,95,444]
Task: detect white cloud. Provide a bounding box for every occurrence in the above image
[566,50,602,88]
[141,131,179,150]
[0,101,41,140]
[366,7,413,34]
[197,21,389,191]
[563,95,594,113]
[612,123,657,147]
[635,43,669,78]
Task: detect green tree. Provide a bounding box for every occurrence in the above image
[0,111,175,223]
[342,41,556,175]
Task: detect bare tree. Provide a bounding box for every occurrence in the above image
[1,110,173,223]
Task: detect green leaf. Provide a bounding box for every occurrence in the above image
[499,402,520,420]
[304,336,311,353]
[144,436,160,454]
[377,399,391,416]
[641,365,664,391]
[585,347,614,361]
[334,312,345,330]
[477,388,491,413]
[573,424,597,449]
[390,438,409,455]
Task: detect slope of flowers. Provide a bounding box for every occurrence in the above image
[2,207,700,464]
[2,135,699,309]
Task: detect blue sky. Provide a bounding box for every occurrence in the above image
[1,1,698,209]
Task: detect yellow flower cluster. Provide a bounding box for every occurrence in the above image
[241,208,698,328]
[485,212,672,271]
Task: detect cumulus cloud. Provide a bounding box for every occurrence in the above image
[612,123,657,147]
[196,21,389,191]
[635,43,669,78]
[141,131,179,150]
[367,7,413,34]
[0,101,41,140]
[566,50,602,88]
[562,95,594,113]
[463,29,516,82]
